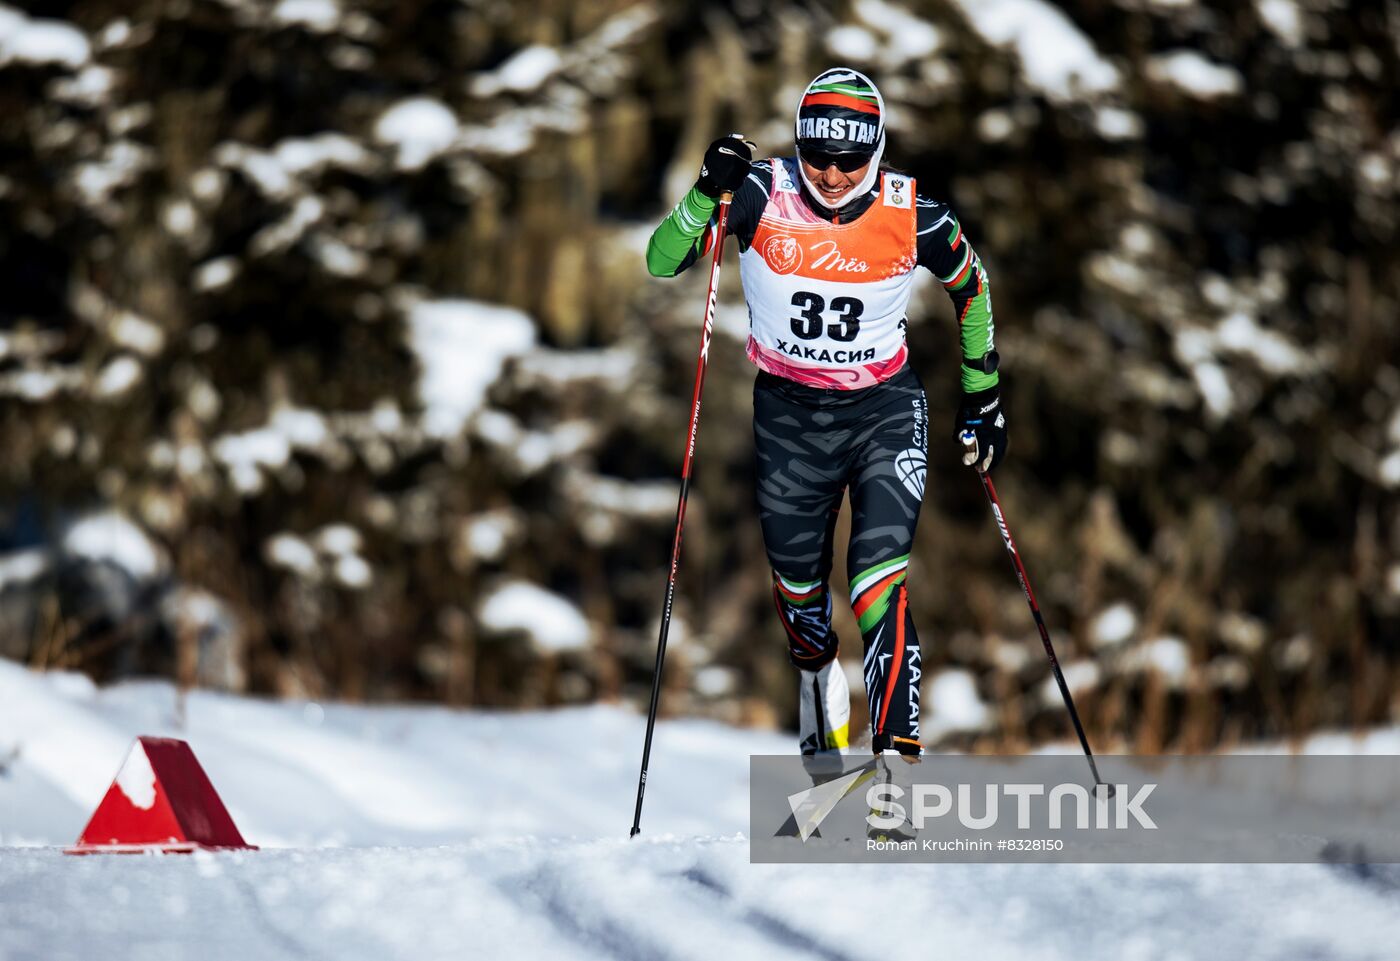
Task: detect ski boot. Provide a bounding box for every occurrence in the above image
[798,658,851,756]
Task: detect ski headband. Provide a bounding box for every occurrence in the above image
[793,67,886,209]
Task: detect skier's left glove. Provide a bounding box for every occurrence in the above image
[955,386,1006,473]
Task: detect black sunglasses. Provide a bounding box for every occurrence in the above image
[799,149,871,173]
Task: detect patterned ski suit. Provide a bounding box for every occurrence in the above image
[646,157,998,754]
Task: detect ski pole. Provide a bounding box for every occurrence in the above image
[960,432,1112,796]
[630,192,733,837]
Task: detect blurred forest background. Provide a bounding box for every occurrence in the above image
[0,0,1396,753]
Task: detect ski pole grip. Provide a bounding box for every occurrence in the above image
[959,430,976,449]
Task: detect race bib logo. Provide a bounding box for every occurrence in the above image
[884,176,911,209]
[808,239,868,273]
[895,448,926,500]
[763,234,802,275]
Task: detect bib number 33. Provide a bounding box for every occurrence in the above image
[790,292,864,342]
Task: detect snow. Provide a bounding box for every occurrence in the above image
[271,0,340,32]
[1147,50,1244,99]
[511,420,596,475]
[948,0,1119,102]
[1378,450,1400,488]
[110,311,166,357]
[333,554,372,589]
[831,0,942,68]
[458,510,523,563]
[1214,311,1311,375]
[270,406,330,448]
[62,511,164,580]
[564,471,678,520]
[1218,612,1266,653]
[250,193,324,255]
[268,526,372,588]
[1357,152,1389,189]
[0,548,48,589]
[978,108,1016,142]
[1172,309,1312,419]
[0,7,90,70]
[6,663,1400,957]
[1094,106,1144,140]
[0,367,83,401]
[1191,360,1234,421]
[404,299,536,440]
[192,256,239,292]
[470,45,563,97]
[272,132,373,178]
[314,524,363,556]
[1089,602,1136,648]
[826,25,879,62]
[311,236,369,276]
[515,344,639,387]
[95,17,131,50]
[71,141,148,207]
[49,64,115,107]
[212,406,332,494]
[1256,0,1304,47]
[921,669,992,740]
[478,579,591,652]
[265,532,318,577]
[93,354,142,398]
[694,666,737,698]
[1277,633,1313,671]
[457,101,589,158]
[1040,660,1100,706]
[214,427,292,494]
[190,167,225,203]
[1122,636,1192,684]
[374,97,459,171]
[214,142,294,199]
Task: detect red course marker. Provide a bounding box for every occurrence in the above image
[66,736,256,854]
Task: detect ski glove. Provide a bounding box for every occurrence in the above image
[696,134,755,199]
[955,386,1006,473]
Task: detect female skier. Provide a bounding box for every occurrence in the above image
[645,68,1004,758]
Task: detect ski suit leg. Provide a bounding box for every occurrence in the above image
[753,377,848,671]
[847,371,929,756]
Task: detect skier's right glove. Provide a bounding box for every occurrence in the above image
[695,134,755,199]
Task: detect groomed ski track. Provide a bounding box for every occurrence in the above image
[1,661,1398,960]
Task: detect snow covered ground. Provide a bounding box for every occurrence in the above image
[2,659,1399,960]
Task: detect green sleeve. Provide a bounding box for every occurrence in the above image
[955,261,999,393]
[646,187,718,278]
[939,223,998,393]
[919,204,1000,393]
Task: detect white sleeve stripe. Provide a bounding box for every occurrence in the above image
[923,210,955,233]
[677,206,707,231]
[937,245,973,284]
